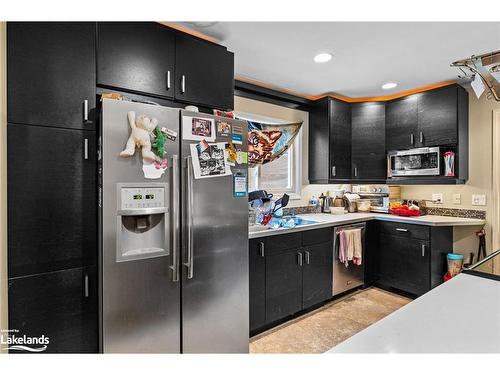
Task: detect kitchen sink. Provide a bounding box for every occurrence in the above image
[283,216,317,226]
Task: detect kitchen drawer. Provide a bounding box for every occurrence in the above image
[378,221,430,240]
[302,228,333,246]
[265,232,302,254]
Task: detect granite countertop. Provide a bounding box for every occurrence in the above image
[249,213,486,239]
[327,273,500,353]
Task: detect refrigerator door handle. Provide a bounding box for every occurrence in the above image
[169,154,180,282]
[184,156,194,279]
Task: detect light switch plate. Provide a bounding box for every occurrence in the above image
[472,194,486,206]
[432,193,443,204]
[453,194,461,204]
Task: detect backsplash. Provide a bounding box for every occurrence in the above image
[421,207,486,220]
[283,206,321,215]
[250,205,486,221]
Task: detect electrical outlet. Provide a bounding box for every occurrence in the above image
[432,193,443,204]
[452,194,461,204]
[472,194,486,206]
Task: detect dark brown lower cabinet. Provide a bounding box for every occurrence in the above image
[378,234,430,296]
[265,249,303,323]
[375,222,451,296]
[250,229,333,334]
[302,242,333,309]
[249,240,266,331]
[8,266,98,353]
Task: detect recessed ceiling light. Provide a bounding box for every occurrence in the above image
[382,82,398,90]
[314,53,332,63]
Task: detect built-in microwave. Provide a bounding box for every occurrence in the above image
[387,147,441,177]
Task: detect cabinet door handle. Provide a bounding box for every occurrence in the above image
[419,131,424,144]
[83,99,89,122]
[354,167,358,177]
[259,242,265,257]
[305,250,310,265]
[410,133,414,145]
[166,70,171,90]
[421,244,426,257]
[395,228,408,232]
[84,138,89,160]
[181,75,186,94]
[332,166,336,177]
[84,274,89,298]
[297,252,303,266]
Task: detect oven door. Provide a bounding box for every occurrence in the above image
[388,147,440,176]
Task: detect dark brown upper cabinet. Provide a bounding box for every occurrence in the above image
[308,84,469,184]
[385,95,418,151]
[416,85,462,147]
[97,22,234,110]
[174,33,234,110]
[7,22,96,130]
[309,97,351,183]
[386,84,468,150]
[97,22,176,99]
[351,101,386,180]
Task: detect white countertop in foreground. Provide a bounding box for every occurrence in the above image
[327,273,500,353]
[249,213,485,239]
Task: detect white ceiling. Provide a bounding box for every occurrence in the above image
[179,22,500,98]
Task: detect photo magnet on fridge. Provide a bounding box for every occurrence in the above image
[232,170,247,198]
[225,142,238,166]
[190,142,232,179]
[231,123,244,144]
[182,116,216,142]
[216,120,232,138]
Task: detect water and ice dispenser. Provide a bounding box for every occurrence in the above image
[116,183,169,262]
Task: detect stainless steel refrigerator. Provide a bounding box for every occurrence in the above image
[99,98,249,353]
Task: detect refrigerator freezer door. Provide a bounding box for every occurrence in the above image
[101,99,181,353]
[181,112,249,353]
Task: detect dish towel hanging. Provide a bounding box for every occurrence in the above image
[338,228,362,266]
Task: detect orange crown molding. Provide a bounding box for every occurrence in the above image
[159,22,219,44]
[236,75,457,103]
[311,81,457,103]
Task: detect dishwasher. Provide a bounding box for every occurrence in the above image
[332,222,366,295]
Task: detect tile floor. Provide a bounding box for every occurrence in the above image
[249,287,411,354]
